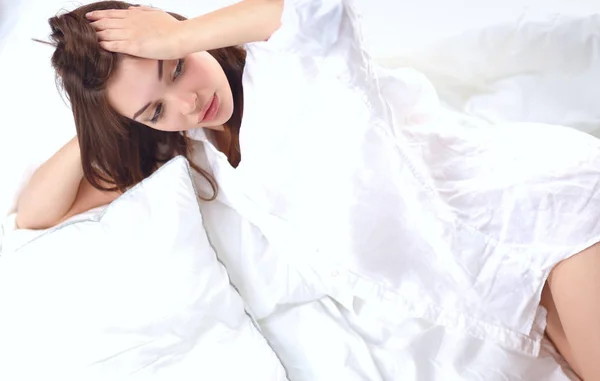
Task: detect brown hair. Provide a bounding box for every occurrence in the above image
[47,1,245,197]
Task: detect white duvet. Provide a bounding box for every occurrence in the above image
[2,0,599,380]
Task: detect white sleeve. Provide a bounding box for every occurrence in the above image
[261,0,343,56]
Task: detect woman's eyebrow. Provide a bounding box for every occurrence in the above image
[132,60,165,120]
[133,102,151,120]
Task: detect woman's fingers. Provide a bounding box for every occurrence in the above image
[86,9,129,20]
[99,40,128,53]
[90,18,126,31]
[89,6,179,58]
[97,29,130,42]
[129,5,157,11]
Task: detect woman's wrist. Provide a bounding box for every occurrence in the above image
[174,0,283,56]
[176,19,206,57]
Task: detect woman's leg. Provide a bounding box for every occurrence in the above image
[545,241,600,380]
[541,284,581,377]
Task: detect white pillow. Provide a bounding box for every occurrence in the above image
[0,0,20,53]
[0,156,287,381]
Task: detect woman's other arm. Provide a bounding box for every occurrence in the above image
[87,0,284,59]
[16,137,119,230]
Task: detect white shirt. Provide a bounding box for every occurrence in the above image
[189,0,600,357]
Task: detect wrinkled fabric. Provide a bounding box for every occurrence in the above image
[0,158,289,381]
[189,0,600,365]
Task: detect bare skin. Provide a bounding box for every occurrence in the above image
[541,242,600,380]
[16,138,120,230]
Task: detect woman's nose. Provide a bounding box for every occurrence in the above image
[177,92,198,115]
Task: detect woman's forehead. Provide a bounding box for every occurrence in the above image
[113,56,158,81]
[107,57,159,118]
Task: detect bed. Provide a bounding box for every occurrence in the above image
[1,0,597,380]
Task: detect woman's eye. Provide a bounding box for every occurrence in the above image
[173,59,184,80]
[150,103,163,123]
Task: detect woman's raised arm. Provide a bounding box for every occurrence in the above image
[86,0,284,59]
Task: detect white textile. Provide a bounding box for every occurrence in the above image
[190,0,600,360]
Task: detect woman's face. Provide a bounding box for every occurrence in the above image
[107,51,233,132]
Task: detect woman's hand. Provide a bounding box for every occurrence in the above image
[87,0,283,59]
[87,6,187,59]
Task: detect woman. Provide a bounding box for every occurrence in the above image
[16,1,260,229]
[15,0,600,379]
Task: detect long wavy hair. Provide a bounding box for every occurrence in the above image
[46,1,245,198]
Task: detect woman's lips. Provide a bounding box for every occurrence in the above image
[199,94,219,124]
